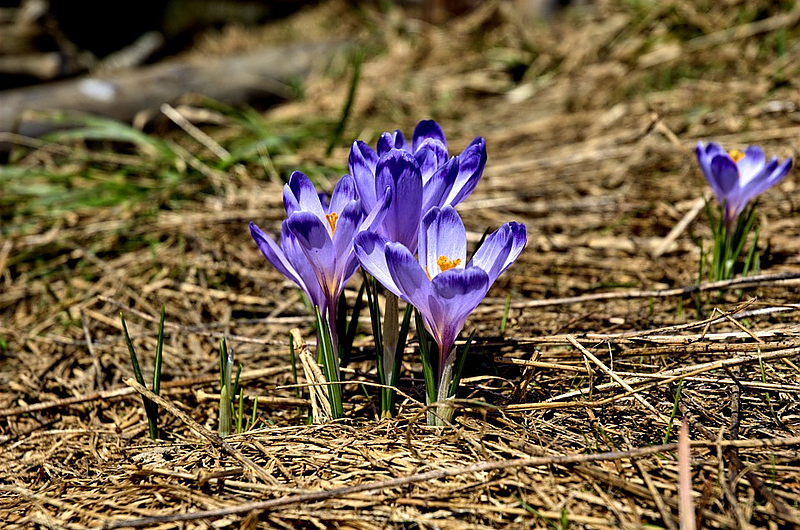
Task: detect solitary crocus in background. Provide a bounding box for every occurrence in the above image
[355,206,526,425]
[696,142,792,229]
[695,141,792,281]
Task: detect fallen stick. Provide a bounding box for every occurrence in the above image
[0,41,347,139]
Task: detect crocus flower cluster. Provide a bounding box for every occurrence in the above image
[250,120,525,424]
[696,141,792,281]
[355,206,526,423]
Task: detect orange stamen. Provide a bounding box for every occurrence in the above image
[325,212,339,234]
[437,255,461,273]
[728,149,746,163]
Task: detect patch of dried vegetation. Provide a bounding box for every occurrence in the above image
[2,0,800,528]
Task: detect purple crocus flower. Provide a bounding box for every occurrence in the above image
[349,120,487,252]
[354,206,526,385]
[250,171,390,352]
[696,142,792,228]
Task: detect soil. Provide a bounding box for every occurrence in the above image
[2,1,800,528]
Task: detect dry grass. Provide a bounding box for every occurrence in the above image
[2,0,800,528]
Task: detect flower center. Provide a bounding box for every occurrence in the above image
[436,255,461,272]
[424,255,461,280]
[728,149,746,163]
[325,212,339,234]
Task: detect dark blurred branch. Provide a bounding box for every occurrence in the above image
[0,41,347,139]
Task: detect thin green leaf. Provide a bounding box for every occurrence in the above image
[500,294,511,334]
[250,396,259,431]
[232,363,243,404]
[663,379,683,444]
[289,332,301,400]
[219,384,232,438]
[152,306,165,397]
[237,388,245,434]
[326,48,363,156]
[415,309,437,406]
[121,311,158,440]
[315,306,343,418]
[342,281,368,365]
[449,329,476,398]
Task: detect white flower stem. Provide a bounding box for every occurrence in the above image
[382,293,399,385]
[380,293,399,418]
[427,347,456,427]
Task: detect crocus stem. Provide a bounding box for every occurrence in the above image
[381,292,399,418]
[427,346,456,427]
[382,293,399,384]
[326,302,341,375]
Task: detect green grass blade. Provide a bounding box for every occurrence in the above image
[232,362,243,404]
[120,311,158,440]
[289,332,301,400]
[415,309,437,406]
[449,329,476,398]
[219,384,232,438]
[663,378,683,444]
[315,306,343,418]
[249,396,259,431]
[325,48,363,156]
[499,294,511,334]
[152,306,165,397]
[237,389,245,434]
[342,281,367,366]
[393,302,413,388]
[364,274,385,386]
[219,337,228,391]
[120,312,146,388]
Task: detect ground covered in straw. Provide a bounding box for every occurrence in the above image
[2,0,800,528]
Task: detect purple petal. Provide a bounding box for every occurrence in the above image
[703,142,726,158]
[250,222,301,286]
[412,120,447,153]
[470,222,527,284]
[377,130,410,155]
[419,206,466,280]
[740,156,792,206]
[349,141,379,212]
[737,145,766,184]
[376,149,423,250]
[284,172,326,220]
[709,154,740,197]
[421,158,457,214]
[443,137,486,207]
[695,143,716,192]
[414,138,449,182]
[280,224,327,311]
[359,185,392,233]
[286,212,338,300]
[428,267,490,362]
[354,232,402,297]
[328,174,357,215]
[331,200,362,266]
[385,241,433,311]
[250,221,326,311]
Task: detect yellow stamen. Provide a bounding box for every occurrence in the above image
[325,212,339,234]
[728,149,746,163]
[425,266,432,280]
[437,255,461,273]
